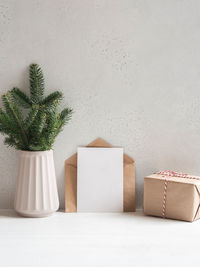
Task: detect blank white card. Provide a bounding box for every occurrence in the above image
[77,147,123,212]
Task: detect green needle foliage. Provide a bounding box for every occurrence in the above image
[0,64,73,151]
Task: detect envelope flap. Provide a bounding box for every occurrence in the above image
[65,138,134,167]
[87,137,112,148]
[88,138,134,164]
[124,153,134,164]
[65,153,77,167]
[65,138,110,168]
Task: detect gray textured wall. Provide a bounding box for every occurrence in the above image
[1,0,200,209]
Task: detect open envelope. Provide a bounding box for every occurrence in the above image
[65,138,135,212]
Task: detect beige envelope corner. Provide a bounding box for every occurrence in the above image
[65,138,135,212]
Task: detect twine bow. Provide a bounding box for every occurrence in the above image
[154,170,200,218]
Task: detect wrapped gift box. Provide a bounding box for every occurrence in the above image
[144,171,200,222]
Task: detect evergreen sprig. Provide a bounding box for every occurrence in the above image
[0,63,73,151]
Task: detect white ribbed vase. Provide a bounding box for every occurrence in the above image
[14,150,59,217]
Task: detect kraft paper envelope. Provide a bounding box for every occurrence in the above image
[65,138,135,212]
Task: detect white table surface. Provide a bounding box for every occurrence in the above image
[0,210,199,267]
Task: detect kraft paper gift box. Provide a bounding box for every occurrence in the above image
[65,138,135,212]
[144,171,200,222]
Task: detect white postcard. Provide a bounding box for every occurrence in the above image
[77,147,123,212]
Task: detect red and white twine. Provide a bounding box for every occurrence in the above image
[162,178,168,217]
[154,170,200,218]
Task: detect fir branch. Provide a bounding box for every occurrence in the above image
[1,92,28,147]
[24,108,38,130]
[57,108,73,133]
[44,104,59,146]
[60,108,73,122]
[30,110,47,140]
[11,87,31,109]
[37,111,46,135]
[0,63,73,151]
[29,64,44,103]
[41,91,63,108]
[0,108,15,130]
[0,124,13,135]
[4,136,18,149]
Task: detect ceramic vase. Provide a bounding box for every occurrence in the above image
[14,150,59,217]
